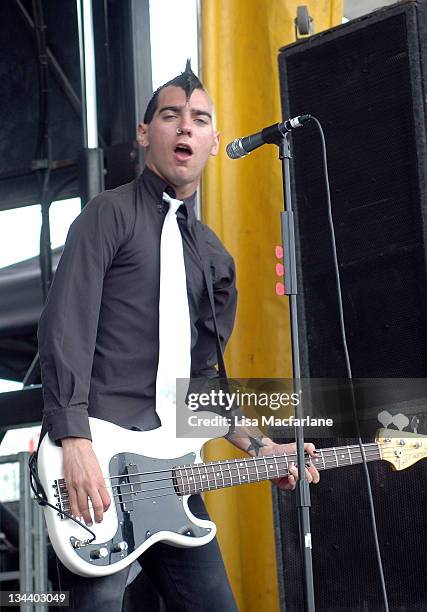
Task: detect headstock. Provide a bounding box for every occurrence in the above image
[376,428,427,471]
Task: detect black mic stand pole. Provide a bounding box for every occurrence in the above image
[278,133,316,612]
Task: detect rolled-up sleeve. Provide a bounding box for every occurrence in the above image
[38,193,128,442]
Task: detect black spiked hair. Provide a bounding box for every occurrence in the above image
[143,59,205,124]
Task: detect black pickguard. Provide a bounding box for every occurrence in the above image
[71,452,211,567]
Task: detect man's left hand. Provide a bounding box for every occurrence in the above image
[259,442,320,491]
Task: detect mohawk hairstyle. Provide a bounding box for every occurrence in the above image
[143,59,206,124]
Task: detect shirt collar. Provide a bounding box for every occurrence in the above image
[140,166,197,227]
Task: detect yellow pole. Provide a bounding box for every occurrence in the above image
[201,2,343,610]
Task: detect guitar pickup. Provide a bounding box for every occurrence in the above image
[117,463,141,513]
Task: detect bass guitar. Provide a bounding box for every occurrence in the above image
[34,415,426,577]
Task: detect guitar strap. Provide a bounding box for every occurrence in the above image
[193,221,228,381]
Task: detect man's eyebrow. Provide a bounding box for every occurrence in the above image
[158,106,182,114]
[192,109,212,120]
[158,106,212,120]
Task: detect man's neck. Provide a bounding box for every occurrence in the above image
[146,163,197,200]
[174,185,197,201]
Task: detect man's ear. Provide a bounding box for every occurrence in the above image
[210,130,220,157]
[137,122,150,148]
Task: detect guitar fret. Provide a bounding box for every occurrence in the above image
[233,461,239,484]
[228,461,234,486]
[177,467,185,496]
[175,442,384,497]
[332,447,338,467]
[189,464,196,494]
[236,460,242,484]
[229,462,234,486]
[237,460,246,484]
[283,453,289,476]
[200,464,207,492]
[223,462,228,487]
[240,460,245,484]
[206,464,211,491]
[183,465,191,495]
[218,461,226,490]
[187,466,192,495]
[198,463,207,492]
[235,462,241,485]
[262,456,268,479]
[175,467,182,495]
[273,455,280,478]
[182,466,187,495]
[251,460,257,481]
[254,457,260,482]
[214,462,222,491]
[216,462,222,488]
[245,460,250,483]
[208,463,215,491]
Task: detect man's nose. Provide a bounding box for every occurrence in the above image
[178,115,192,136]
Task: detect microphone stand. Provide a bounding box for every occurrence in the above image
[278,133,316,612]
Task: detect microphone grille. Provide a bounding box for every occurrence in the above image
[226,139,250,159]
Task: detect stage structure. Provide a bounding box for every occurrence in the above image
[0,2,156,609]
[0,0,151,383]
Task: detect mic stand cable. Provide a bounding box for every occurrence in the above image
[310,116,390,612]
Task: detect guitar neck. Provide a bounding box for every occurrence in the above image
[174,442,382,496]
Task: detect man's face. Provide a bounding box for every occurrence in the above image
[137,86,220,198]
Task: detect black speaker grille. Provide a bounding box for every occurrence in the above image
[279,8,427,377]
[276,3,427,611]
[273,453,427,612]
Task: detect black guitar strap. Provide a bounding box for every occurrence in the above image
[193,221,228,381]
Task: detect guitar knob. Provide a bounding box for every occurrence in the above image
[90,547,108,560]
[112,541,128,553]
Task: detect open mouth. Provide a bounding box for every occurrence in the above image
[174,142,193,160]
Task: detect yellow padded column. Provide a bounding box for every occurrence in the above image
[200,2,343,610]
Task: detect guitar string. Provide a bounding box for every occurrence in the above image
[56,452,397,519]
[57,452,382,517]
[56,446,383,498]
[54,442,407,521]
[56,444,381,492]
[57,448,383,512]
[104,442,379,481]
[108,446,382,491]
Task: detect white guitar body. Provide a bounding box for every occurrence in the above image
[37,403,427,579]
[37,406,228,578]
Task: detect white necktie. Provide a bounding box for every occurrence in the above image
[156,192,192,407]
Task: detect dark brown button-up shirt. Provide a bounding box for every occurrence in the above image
[38,167,237,442]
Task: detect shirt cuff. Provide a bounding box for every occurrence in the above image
[43,404,92,443]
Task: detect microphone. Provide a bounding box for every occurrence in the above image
[226,114,311,159]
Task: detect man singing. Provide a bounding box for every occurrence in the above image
[38,62,319,611]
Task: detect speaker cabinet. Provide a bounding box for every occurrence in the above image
[274,2,427,610]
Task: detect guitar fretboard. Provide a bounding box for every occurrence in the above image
[173,443,381,496]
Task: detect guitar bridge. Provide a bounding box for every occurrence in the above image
[70,536,92,549]
[52,478,69,520]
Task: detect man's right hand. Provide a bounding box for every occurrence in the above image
[61,437,111,525]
